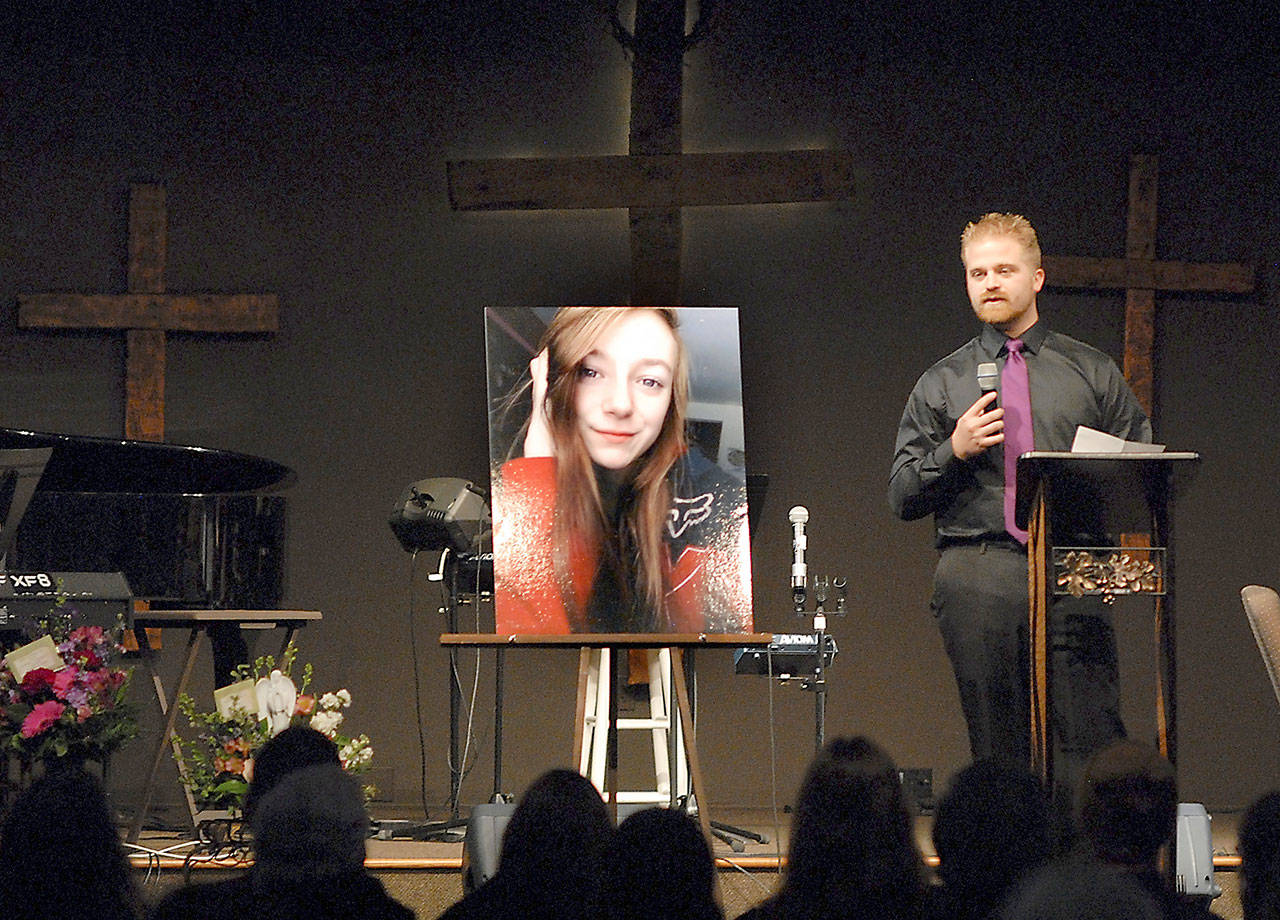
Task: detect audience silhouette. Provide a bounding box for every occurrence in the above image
[242,724,342,820]
[600,806,722,920]
[927,759,1052,920]
[1000,858,1163,920]
[438,767,614,920]
[734,735,926,920]
[1239,791,1280,920]
[149,730,411,920]
[1075,739,1217,920]
[0,765,142,920]
[10,727,1253,920]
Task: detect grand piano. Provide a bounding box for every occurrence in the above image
[0,428,304,834]
[0,427,294,613]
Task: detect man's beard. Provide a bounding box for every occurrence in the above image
[973,296,1026,327]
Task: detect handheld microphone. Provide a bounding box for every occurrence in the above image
[977,362,999,410]
[789,505,809,611]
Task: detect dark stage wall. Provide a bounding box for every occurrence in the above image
[2,3,1277,815]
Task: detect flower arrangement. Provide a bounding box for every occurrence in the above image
[174,643,374,815]
[0,618,138,768]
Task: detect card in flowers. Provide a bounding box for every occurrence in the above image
[2,635,64,682]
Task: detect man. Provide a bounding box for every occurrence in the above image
[888,213,1150,810]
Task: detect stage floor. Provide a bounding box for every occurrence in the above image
[124,805,1247,920]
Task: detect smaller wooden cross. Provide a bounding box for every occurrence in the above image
[1042,154,1255,416]
[18,184,278,442]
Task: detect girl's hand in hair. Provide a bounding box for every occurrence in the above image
[523,348,556,458]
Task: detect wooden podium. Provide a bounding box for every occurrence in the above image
[1016,451,1198,786]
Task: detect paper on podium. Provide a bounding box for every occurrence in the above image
[1071,426,1165,454]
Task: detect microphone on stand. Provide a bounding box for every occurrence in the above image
[977,362,999,410]
[790,505,809,612]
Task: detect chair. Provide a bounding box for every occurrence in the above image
[1241,585,1280,708]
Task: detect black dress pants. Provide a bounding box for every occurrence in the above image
[931,542,1125,804]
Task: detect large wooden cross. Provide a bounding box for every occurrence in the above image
[446,0,858,304]
[1037,154,1254,767]
[1041,154,1255,417]
[17,184,279,442]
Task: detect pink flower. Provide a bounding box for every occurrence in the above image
[21,700,65,738]
[69,625,105,646]
[52,666,80,700]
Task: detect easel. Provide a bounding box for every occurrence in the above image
[577,647,686,806]
[439,632,770,844]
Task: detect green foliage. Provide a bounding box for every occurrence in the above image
[173,642,374,814]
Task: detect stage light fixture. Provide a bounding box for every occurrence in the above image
[389,477,490,554]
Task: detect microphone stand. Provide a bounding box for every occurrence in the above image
[799,577,845,751]
[790,507,843,752]
[384,549,488,843]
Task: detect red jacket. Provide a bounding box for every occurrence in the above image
[493,456,752,634]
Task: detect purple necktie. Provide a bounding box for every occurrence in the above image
[1002,338,1033,543]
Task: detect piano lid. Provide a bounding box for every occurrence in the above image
[0,428,295,494]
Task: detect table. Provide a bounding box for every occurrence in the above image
[127,609,322,842]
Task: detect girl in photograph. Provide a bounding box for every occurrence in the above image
[493,307,751,634]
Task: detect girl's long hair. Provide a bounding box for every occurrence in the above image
[539,307,689,628]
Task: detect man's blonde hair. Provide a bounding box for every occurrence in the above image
[960,213,1042,268]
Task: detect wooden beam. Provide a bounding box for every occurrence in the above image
[447,150,860,211]
[1127,154,1159,260]
[1044,154,1256,421]
[129,184,167,294]
[1124,154,1159,418]
[1124,288,1157,414]
[18,183,280,448]
[630,207,682,305]
[1042,256,1255,293]
[18,293,279,332]
[126,329,166,441]
[627,0,685,305]
[446,0,861,305]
